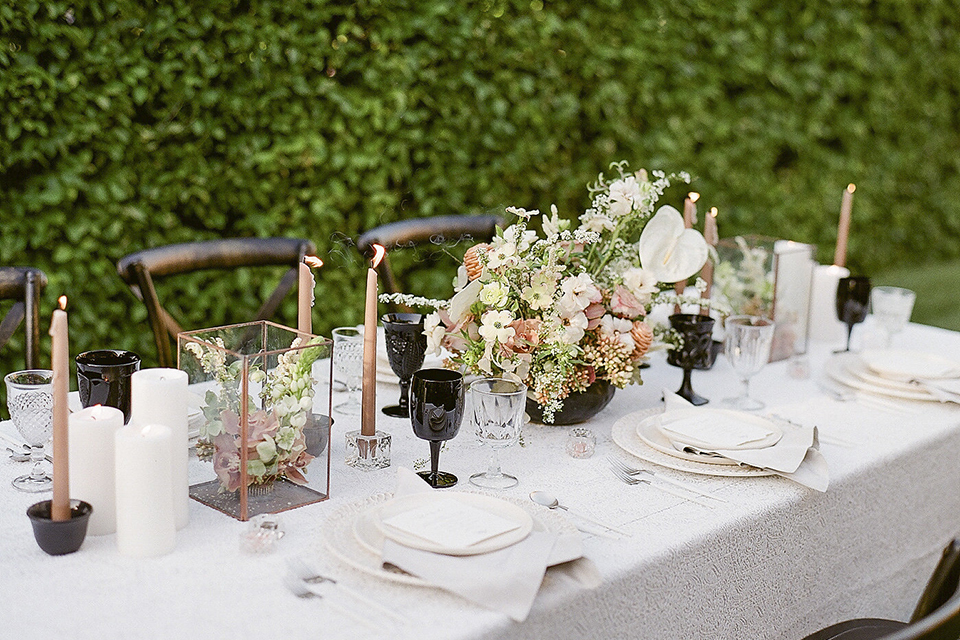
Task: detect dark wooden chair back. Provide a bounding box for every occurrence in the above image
[0,267,48,369]
[356,214,502,311]
[117,238,316,367]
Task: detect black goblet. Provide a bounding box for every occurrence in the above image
[836,276,871,352]
[410,368,464,488]
[381,313,427,418]
[666,313,716,406]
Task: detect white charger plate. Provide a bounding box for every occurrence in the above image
[653,408,783,453]
[323,492,577,587]
[824,353,936,401]
[860,349,960,381]
[373,492,533,556]
[612,409,775,477]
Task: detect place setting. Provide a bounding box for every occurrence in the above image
[823,348,960,406]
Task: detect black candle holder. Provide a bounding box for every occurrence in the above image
[667,313,716,406]
[27,499,93,556]
[381,313,427,418]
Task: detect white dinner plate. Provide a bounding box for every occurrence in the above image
[322,492,577,587]
[653,408,783,452]
[824,353,937,402]
[860,349,960,381]
[372,492,533,556]
[612,409,775,477]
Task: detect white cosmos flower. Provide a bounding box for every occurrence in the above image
[479,281,510,307]
[560,311,588,344]
[599,314,636,351]
[479,309,516,344]
[486,241,518,269]
[622,266,660,300]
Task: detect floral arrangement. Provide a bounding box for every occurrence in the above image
[383,162,708,422]
[184,336,325,492]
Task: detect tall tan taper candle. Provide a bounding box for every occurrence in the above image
[50,296,70,521]
[361,245,386,437]
[700,207,719,313]
[674,193,699,312]
[834,183,855,267]
[298,256,323,335]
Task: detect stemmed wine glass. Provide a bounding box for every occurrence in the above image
[836,276,872,352]
[410,368,464,488]
[381,313,426,418]
[721,316,775,411]
[332,327,363,415]
[468,378,525,490]
[666,314,716,406]
[5,370,54,492]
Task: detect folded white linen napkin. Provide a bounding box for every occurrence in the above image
[662,390,829,491]
[913,377,960,403]
[381,468,577,621]
[660,414,775,450]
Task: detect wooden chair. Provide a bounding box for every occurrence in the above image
[801,539,960,640]
[0,267,48,369]
[117,237,316,368]
[356,214,502,311]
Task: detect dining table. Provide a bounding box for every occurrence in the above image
[2,320,960,640]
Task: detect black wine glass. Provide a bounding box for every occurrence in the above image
[666,314,716,406]
[836,276,872,352]
[410,368,464,488]
[381,313,427,418]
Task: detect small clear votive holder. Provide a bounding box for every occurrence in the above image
[239,514,285,554]
[565,427,596,459]
[345,430,392,470]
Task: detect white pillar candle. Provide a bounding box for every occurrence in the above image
[808,264,850,343]
[130,368,189,530]
[69,405,124,535]
[115,423,176,558]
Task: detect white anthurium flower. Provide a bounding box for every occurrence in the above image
[448,278,482,324]
[638,205,708,284]
[478,309,516,344]
[424,312,446,356]
[479,281,510,307]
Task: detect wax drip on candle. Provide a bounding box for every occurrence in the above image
[298,255,324,334]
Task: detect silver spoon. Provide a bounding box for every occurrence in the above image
[529,490,630,537]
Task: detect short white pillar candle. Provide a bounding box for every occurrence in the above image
[115,423,176,558]
[69,405,125,536]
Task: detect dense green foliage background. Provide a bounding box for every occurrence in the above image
[2,0,959,403]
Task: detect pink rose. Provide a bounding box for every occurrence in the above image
[610,285,646,319]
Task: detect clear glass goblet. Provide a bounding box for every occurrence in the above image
[469,378,526,490]
[721,316,775,411]
[331,327,363,416]
[871,286,916,347]
[5,369,54,492]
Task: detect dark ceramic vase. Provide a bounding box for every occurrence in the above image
[667,313,716,406]
[526,380,616,425]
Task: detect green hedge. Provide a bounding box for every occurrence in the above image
[2,0,959,405]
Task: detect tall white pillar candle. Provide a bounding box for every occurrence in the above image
[808,264,850,343]
[130,368,189,529]
[69,405,124,535]
[115,423,175,558]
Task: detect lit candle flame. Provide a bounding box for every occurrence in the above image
[303,255,324,269]
[688,192,700,203]
[709,207,718,218]
[847,183,856,193]
[58,295,67,311]
[371,244,386,269]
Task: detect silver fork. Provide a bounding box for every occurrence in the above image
[608,464,714,509]
[282,573,386,632]
[608,457,727,503]
[287,557,409,625]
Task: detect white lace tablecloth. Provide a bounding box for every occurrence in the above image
[2,323,960,640]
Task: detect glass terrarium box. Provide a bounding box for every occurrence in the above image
[713,236,815,362]
[178,321,332,521]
